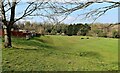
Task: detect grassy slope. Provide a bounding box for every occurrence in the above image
[2,35,118,71]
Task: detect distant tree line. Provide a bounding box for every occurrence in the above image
[13,21,120,38]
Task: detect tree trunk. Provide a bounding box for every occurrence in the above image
[4,25,12,48]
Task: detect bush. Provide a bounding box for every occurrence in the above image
[51,30,57,35]
[86,37,89,39]
[67,24,73,36]
[36,33,41,37]
[77,31,81,36]
[2,37,4,42]
[112,30,119,38]
[98,32,107,38]
[81,38,84,39]
[68,34,73,36]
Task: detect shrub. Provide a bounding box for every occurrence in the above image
[77,31,81,36]
[98,32,107,38]
[36,33,41,37]
[81,38,84,39]
[112,30,119,38]
[86,37,89,39]
[51,30,57,35]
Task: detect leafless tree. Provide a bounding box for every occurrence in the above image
[0,0,57,48]
[48,0,119,22]
[0,0,119,48]
[47,0,119,35]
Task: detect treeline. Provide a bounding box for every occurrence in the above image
[13,21,120,38]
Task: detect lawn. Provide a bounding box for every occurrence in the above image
[2,35,118,71]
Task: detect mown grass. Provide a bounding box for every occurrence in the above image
[2,35,118,71]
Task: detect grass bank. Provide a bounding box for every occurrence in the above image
[2,35,118,71]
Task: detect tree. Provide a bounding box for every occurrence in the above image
[24,21,31,30]
[79,24,90,36]
[67,24,73,36]
[51,1,119,21]
[47,0,119,37]
[112,30,119,38]
[1,0,119,48]
[0,0,56,48]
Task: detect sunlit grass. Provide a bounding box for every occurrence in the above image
[2,35,118,71]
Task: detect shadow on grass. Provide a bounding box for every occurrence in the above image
[33,36,54,44]
[12,47,38,50]
[12,37,55,51]
[79,51,102,58]
[36,38,46,43]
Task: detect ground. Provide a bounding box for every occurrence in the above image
[2,35,118,71]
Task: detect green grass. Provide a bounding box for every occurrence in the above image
[2,35,118,71]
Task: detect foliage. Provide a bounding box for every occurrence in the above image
[112,30,119,38]
[51,29,57,35]
[15,22,119,38]
[67,24,73,36]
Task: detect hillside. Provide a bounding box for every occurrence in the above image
[2,35,118,71]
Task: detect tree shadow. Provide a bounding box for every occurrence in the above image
[33,36,54,44]
[79,51,102,58]
[12,37,55,51]
[12,47,38,50]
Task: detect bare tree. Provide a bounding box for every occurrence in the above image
[0,0,119,48]
[47,0,119,36]
[48,0,119,22]
[0,0,56,48]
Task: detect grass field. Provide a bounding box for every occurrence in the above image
[2,35,118,71]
